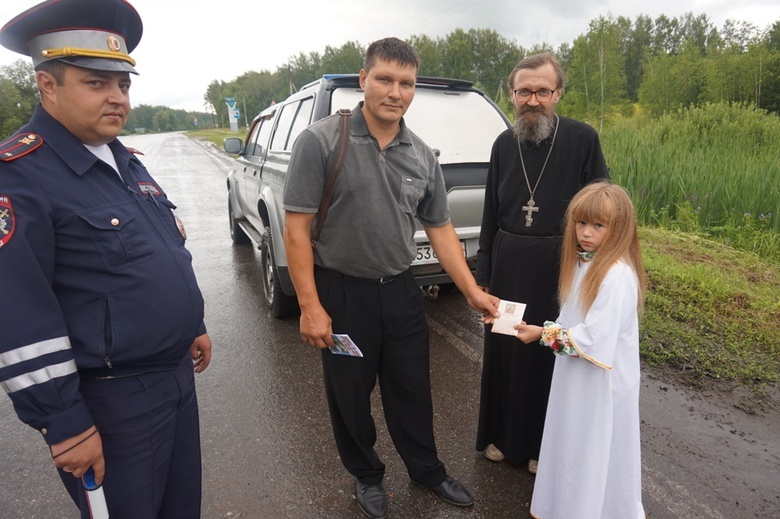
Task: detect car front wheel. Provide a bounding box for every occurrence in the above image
[260,226,299,318]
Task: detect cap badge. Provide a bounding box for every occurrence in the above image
[107,35,121,52]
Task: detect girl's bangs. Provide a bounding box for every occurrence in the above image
[571,191,613,224]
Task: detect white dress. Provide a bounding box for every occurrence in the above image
[530,260,645,519]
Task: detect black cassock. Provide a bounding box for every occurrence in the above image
[475,116,609,463]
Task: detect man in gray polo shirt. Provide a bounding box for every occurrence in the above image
[283,37,499,519]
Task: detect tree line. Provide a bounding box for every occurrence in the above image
[204,12,780,133]
[2,11,779,137]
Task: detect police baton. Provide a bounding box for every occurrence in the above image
[82,467,109,519]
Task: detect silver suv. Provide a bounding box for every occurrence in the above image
[224,74,510,317]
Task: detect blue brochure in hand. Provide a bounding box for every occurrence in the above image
[329,334,363,357]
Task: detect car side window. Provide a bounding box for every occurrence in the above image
[270,103,297,152]
[269,96,315,152]
[245,114,274,159]
[254,116,274,158]
[244,120,263,157]
[286,97,314,150]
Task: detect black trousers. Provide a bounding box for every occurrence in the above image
[315,266,447,487]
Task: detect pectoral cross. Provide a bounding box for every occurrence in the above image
[522,198,539,227]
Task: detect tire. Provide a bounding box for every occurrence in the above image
[228,197,250,244]
[260,226,299,318]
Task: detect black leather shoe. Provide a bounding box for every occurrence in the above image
[429,476,474,507]
[355,480,387,519]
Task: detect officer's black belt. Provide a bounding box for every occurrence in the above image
[80,365,176,380]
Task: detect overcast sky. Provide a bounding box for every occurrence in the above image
[1,0,779,112]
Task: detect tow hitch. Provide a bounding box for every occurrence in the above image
[421,284,440,301]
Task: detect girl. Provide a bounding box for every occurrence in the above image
[516,180,647,519]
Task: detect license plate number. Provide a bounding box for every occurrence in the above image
[412,242,465,266]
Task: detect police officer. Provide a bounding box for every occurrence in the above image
[0,1,211,517]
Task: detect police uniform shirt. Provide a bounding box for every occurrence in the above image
[0,105,206,445]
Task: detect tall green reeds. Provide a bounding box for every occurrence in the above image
[602,103,780,259]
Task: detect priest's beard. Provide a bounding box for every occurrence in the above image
[512,105,556,144]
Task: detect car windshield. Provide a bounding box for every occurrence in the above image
[331,88,508,164]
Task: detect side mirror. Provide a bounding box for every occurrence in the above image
[224,137,243,154]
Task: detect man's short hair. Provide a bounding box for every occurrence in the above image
[37,59,66,85]
[364,37,420,72]
[508,52,566,92]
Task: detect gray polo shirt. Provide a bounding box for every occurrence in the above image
[283,102,450,279]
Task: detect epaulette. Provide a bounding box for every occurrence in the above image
[126,147,145,156]
[0,133,44,162]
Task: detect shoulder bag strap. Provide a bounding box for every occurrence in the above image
[311,108,351,247]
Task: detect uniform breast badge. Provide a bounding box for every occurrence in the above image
[137,182,161,196]
[175,214,187,240]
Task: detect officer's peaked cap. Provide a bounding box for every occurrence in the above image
[0,0,142,74]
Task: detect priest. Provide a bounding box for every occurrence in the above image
[475,52,610,473]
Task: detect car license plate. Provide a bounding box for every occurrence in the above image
[412,242,465,266]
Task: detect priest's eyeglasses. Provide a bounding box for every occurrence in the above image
[513,88,556,101]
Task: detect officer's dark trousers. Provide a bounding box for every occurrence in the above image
[315,266,447,488]
[60,354,202,519]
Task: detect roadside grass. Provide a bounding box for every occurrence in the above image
[640,227,779,393]
[189,128,244,150]
[601,104,779,395]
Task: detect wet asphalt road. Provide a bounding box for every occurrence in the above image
[1,132,777,518]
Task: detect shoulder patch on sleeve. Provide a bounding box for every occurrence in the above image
[0,133,44,162]
[126,147,145,155]
[0,194,16,248]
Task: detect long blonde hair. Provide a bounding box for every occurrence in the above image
[559,180,646,314]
